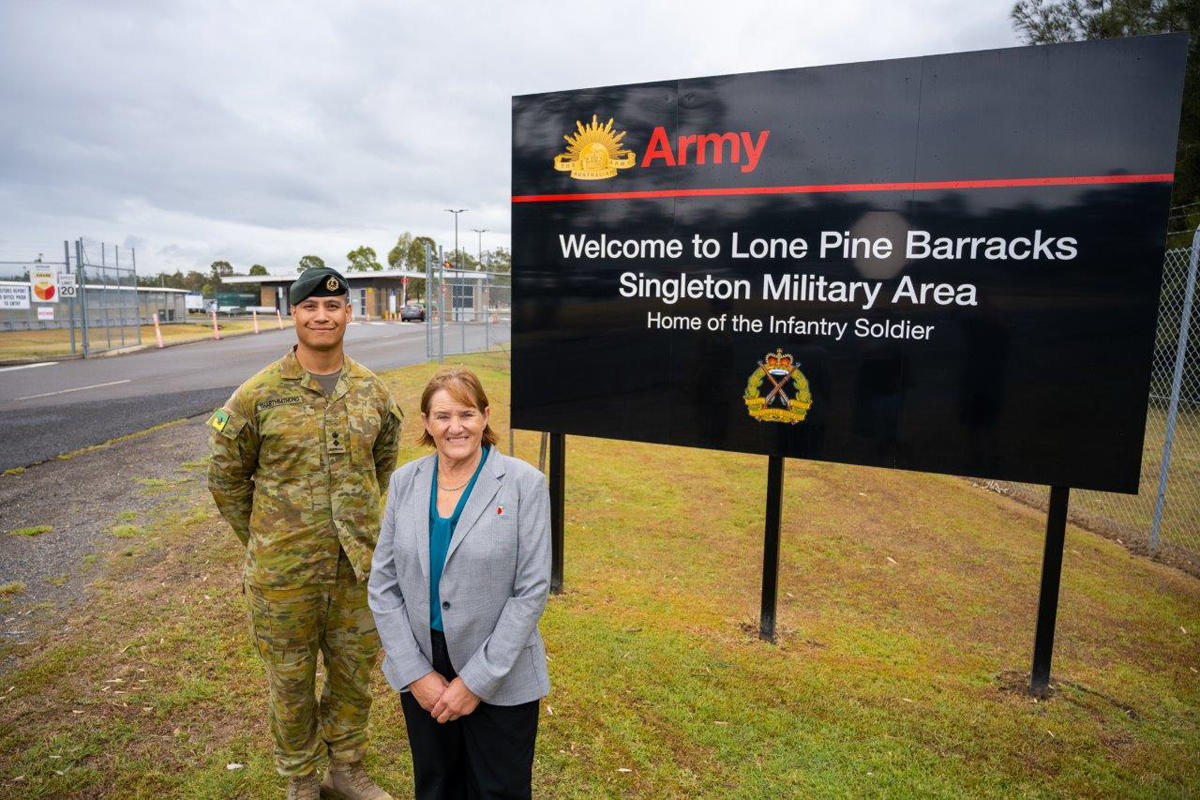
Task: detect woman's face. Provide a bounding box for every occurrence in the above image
[423,388,489,464]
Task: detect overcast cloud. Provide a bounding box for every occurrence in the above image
[0,1,1015,276]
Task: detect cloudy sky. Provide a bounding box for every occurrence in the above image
[0,1,1018,276]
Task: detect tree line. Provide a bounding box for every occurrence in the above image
[139,231,512,295]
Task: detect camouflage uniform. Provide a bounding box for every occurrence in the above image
[208,347,402,777]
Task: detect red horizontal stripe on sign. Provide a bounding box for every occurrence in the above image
[511,173,1174,203]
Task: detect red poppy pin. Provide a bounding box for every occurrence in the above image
[496,505,505,515]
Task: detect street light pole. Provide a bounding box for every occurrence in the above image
[471,228,488,271]
[445,208,467,272]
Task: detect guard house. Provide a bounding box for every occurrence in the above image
[223,269,496,320]
[224,270,424,318]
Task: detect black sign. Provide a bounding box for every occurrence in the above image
[511,35,1188,493]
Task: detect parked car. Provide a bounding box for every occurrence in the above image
[400,304,425,322]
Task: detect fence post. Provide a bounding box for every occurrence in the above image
[152,312,164,348]
[64,240,76,355]
[1150,226,1199,553]
[76,239,90,357]
[132,248,141,345]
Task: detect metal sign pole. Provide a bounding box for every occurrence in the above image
[1030,485,1070,695]
[760,455,785,642]
[549,432,565,594]
[63,240,76,355]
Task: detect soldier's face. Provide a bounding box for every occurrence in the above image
[291,295,351,351]
[423,389,490,464]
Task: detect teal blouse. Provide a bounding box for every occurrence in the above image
[429,446,490,631]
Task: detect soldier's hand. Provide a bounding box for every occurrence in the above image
[431,677,481,723]
[408,671,450,712]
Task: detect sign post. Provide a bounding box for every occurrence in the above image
[512,35,1188,685]
[549,433,566,595]
[759,456,785,642]
[1030,486,1070,694]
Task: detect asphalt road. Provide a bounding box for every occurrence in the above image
[0,319,508,471]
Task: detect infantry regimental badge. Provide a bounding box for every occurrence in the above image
[744,349,812,424]
[326,276,340,292]
[554,115,636,180]
[208,408,230,432]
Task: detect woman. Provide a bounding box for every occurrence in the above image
[368,367,551,799]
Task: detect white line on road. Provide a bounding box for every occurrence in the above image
[17,379,131,401]
[0,361,57,373]
[368,322,386,326]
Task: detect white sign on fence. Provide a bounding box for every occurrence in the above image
[37,306,54,321]
[0,285,30,309]
[56,273,78,299]
[31,267,58,303]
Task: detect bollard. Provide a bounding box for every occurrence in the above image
[276,308,284,329]
[152,312,164,348]
[212,310,221,340]
[252,309,260,334]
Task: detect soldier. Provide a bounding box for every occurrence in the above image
[208,266,402,800]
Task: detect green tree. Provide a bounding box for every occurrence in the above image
[1011,0,1197,246]
[249,264,269,276]
[346,245,382,272]
[298,255,325,273]
[487,247,512,273]
[210,260,233,290]
[387,232,414,268]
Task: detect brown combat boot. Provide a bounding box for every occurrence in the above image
[320,760,393,800]
[287,773,321,800]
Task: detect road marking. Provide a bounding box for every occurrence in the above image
[369,322,386,326]
[348,322,361,326]
[17,379,131,401]
[0,361,57,373]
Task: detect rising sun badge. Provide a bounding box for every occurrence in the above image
[554,115,637,180]
[744,349,813,424]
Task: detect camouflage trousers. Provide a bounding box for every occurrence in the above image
[245,550,381,777]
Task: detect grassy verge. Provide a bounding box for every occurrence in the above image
[0,321,262,361]
[0,351,1197,796]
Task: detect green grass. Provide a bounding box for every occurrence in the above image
[0,351,1197,797]
[0,581,26,597]
[8,525,52,537]
[109,525,143,540]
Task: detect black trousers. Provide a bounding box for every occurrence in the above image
[400,629,539,800]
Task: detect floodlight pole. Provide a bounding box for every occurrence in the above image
[549,433,566,594]
[1030,485,1070,695]
[759,455,785,642]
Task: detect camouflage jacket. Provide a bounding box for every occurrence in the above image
[207,348,402,587]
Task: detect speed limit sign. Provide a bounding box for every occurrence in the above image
[57,274,78,299]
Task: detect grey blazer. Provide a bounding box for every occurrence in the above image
[368,449,551,706]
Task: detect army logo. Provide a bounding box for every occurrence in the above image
[744,349,812,424]
[325,276,340,292]
[554,115,636,180]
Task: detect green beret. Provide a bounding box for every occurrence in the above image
[290,267,349,305]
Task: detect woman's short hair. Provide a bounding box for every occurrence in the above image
[418,367,499,448]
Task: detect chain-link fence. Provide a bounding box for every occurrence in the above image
[0,239,179,358]
[423,244,511,361]
[980,232,1199,571]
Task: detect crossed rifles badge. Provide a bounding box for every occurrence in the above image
[744,349,813,424]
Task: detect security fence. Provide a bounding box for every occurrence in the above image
[0,239,185,357]
[423,243,511,361]
[981,231,1200,568]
